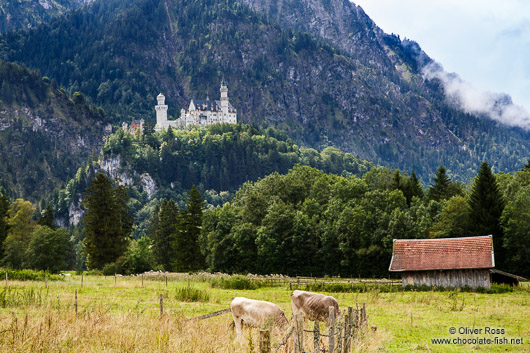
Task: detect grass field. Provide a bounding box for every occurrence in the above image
[0,274,528,352]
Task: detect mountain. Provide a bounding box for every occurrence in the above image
[0,60,109,201]
[1,0,529,182]
[0,0,93,34]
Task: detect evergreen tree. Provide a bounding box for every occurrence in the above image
[427,166,463,201]
[0,193,9,260]
[468,161,506,265]
[427,166,451,201]
[402,170,424,206]
[37,204,56,230]
[82,173,132,269]
[173,185,205,272]
[152,199,178,271]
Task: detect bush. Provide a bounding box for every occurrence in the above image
[487,283,514,294]
[0,268,62,281]
[102,263,119,276]
[175,286,210,302]
[210,275,258,290]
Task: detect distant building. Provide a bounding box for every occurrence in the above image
[122,119,144,134]
[388,235,526,289]
[154,80,237,131]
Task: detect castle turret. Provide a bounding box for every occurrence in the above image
[220,80,229,117]
[155,93,168,131]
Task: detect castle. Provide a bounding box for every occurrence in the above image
[154,81,237,131]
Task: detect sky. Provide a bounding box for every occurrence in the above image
[352,0,530,129]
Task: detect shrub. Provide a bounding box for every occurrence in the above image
[0,268,62,281]
[175,286,210,302]
[210,275,258,290]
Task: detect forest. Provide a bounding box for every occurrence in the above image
[1,125,529,280]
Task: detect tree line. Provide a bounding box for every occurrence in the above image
[1,156,528,278]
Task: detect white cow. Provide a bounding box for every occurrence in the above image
[230,297,289,336]
[291,290,341,323]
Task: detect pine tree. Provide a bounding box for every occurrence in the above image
[152,199,178,271]
[82,173,132,269]
[173,185,205,272]
[427,166,451,201]
[468,161,506,265]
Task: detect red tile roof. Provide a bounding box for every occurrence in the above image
[389,235,494,272]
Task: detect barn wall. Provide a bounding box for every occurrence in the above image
[401,269,491,289]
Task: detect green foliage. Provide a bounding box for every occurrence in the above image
[209,275,259,290]
[468,162,506,265]
[0,268,62,281]
[25,226,73,273]
[173,185,205,272]
[175,286,210,302]
[202,164,429,277]
[119,237,156,275]
[0,287,44,308]
[2,198,35,268]
[151,199,178,271]
[82,173,133,269]
[431,196,471,238]
[500,185,530,277]
[427,166,463,202]
[37,205,56,230]
[0,192,9,260]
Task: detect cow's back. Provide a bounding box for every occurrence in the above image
[291,290,340,322]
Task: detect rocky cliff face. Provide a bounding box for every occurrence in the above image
[0,61,109,201]
[0,0,94,33]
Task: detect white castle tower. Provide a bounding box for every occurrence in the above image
[154,93,168,131]
[220,79,229,117]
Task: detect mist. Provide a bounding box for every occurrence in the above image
[422,63,530,130]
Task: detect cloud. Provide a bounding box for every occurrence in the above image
[422,62,530,130]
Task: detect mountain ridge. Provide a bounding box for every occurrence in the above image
[0,0,529,184]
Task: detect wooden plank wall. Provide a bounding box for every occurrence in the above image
[401,269,491,289]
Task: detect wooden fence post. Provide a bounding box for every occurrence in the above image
[313,321,320,353]
[259,329,270,353]
[165,275,168,288]
[142,274,144,288]
[45,274,47,289]
[361,303,367,326]
[344,307,353,352]
[160,294,163,316]
[337,312,343,353]
[328,306,335,353]
[294,314,304,353]
[75,289,78,317]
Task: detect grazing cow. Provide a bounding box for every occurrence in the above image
[291,290,341,323]
[230,297,289,336]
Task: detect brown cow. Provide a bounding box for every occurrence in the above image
[291,290,341,323]
[230,297,289,336]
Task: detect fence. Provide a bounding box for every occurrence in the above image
[260,304,368,353]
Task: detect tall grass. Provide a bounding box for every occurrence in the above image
[0,268,63,281]
[175,286,210,302]
[210,275,260,290]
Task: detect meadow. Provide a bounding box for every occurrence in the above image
[0,273,528,352]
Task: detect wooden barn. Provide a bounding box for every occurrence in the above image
[389,235,495,289]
